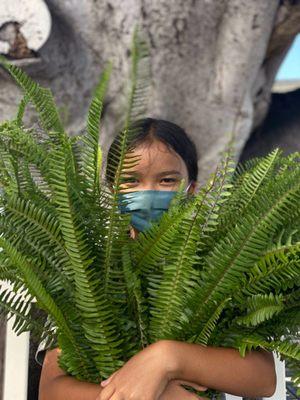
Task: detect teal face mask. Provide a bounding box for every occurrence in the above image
[117,184,191,233]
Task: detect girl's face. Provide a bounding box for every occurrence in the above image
[120,138,196,194]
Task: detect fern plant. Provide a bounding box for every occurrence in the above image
[0,29,299,398]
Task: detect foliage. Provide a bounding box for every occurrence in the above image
[0,29,299,397]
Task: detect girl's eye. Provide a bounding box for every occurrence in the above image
[122,177,138,184]
[161,178,177,184]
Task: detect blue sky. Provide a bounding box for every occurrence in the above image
[276,34,300,80]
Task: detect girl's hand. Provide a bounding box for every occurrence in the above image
[97,341,179,400]
[159,380,208,400]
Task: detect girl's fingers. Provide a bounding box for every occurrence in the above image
[178,386,208,400]
[186,393,209,400]
[160,381,207,400]
[173,379,208,391]
[110,395,124,400]
[101,371,118,387]
[177,385,202,400]
[97,384,115,400]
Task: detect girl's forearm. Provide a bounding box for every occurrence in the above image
[38,348,102,400]
[39,375,102,400]
[164,341,276,398]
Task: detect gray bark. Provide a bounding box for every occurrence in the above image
[0,0,299,181]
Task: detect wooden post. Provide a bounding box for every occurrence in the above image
[3,316,30,400]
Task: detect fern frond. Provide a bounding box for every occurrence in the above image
[219,149,281,235]
[0,141,18,194]
[122,245,148,348]
[237,335,300,361]
[190,297,231,345]
[0,286,47,336]
[124,25,151,127]
[0,236,96,380]
[0,56,65,144]
[80,62,112,197]
[200,147,235,241]
[100,27,151,298]
[236,229,300,298]
[0,121,51,169]
[3,195,74,291]
[237,256,300,298]
[235,293,285,327]
[185,168,300,337]
[148,193,209,340]
[0,121,54,203]
[49,145,124,376]
[239,148,281,210]
[15,94,30,127]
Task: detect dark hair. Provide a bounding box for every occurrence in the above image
[105,118,198,184]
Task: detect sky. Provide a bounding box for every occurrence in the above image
[276,34,300,81]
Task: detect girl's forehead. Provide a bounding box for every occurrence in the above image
[125,139,188,175]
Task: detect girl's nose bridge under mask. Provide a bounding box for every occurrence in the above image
[117,182,192,232]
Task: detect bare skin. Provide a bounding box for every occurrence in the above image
[39,347,207,400]
[98,340,275,400]
[38,139,276,400]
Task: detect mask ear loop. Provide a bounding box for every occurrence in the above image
[185,181,192,193]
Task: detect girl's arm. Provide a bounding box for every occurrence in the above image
[38,346,207,400]
[98,340,277,400]
[167,341,276,398]
[38,348,102,400]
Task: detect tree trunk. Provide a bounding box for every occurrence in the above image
[1,1,300,181]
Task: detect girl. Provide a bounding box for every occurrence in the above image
[38,118,276,400]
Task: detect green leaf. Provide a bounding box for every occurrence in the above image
[0,56,65,144]
[235,293,285,327]
[81,62,112,198]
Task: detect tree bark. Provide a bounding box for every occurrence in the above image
[1,1,300,181]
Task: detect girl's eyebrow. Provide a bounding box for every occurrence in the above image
[123,170,182,176]
[157,170,182,177]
